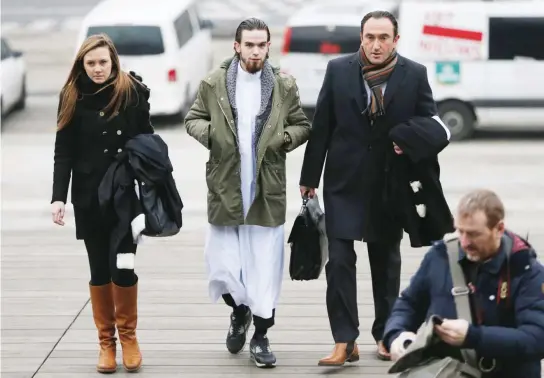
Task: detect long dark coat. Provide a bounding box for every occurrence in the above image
[51,72,154,239]
[299,52,444,243]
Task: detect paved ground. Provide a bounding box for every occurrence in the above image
[2,29,544,378]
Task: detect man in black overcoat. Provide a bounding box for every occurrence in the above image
[298,10,452,365]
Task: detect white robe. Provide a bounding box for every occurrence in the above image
[204,63,285,320]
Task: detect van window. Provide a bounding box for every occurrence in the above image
[287,25,360,54]
[488,17,544,60]
[87,25,165,55]
[173,11,194,48]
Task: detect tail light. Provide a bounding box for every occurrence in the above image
[320,42,341,54]
[281,27,292,55]
[168,69,177,82]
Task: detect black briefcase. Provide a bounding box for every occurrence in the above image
[287,195,323,281]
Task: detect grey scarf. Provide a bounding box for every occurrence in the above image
[225,56,275,149]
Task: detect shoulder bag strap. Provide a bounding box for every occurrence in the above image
[444,237,479,368]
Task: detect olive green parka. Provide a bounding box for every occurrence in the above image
[184,57,311,227]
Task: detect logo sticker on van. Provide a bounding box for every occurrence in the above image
[436,61,460,85]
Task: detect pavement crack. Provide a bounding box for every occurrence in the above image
[31,297,91,378]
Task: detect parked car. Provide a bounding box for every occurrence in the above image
[1,37,27,118]
[76,0,214,121]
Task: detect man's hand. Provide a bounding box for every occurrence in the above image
[51,201,66,226]
[283,132,292,146]
[393,142,403,155]
[434,319,469,346]
[300,186,315,198]
[390,331,417,361]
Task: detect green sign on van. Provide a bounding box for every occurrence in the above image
[436,61,460,85]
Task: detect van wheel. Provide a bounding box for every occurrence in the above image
[182,85,193,116]
[169,86,192,124]
[437,101,475,141]
[14,76,26,110]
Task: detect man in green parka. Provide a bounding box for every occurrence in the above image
[184,18,311,368]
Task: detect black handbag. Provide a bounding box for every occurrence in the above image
[287,195,323,281]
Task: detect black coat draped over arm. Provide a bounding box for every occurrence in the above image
[386,116,454,247]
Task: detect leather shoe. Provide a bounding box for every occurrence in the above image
[318,342,359,366]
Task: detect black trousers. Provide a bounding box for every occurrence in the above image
[83,226,138,287]
[76,199,138,288]
[222,294,275,333]
[326,237,401,343]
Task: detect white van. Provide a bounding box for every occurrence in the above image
[280,0,544,140]
[76,0,214,120]
[397,0,544,140]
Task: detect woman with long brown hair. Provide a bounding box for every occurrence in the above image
[50,33,154,373]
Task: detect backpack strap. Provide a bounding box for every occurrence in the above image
[444,235,479,368]
[497,233,514,321]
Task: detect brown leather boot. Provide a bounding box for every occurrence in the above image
[113,282,142,372]
[89,283,117,374]
[318,342,359,366]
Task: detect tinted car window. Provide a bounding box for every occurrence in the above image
[87,26,165,55]
[488,17,544,60]
[289,26,360,54]
[173,10,194,47]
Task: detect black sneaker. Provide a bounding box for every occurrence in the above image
[226,307,252,354]
[250,334,276,368]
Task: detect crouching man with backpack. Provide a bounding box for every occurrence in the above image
[383,189,544,378]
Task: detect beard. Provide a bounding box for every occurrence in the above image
[241,55,267,74]
[464,238,498,262]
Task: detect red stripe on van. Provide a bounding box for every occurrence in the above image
[422,25,483,41]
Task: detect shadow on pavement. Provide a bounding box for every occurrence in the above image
[150,115,185,131]
[472,129,544,141]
